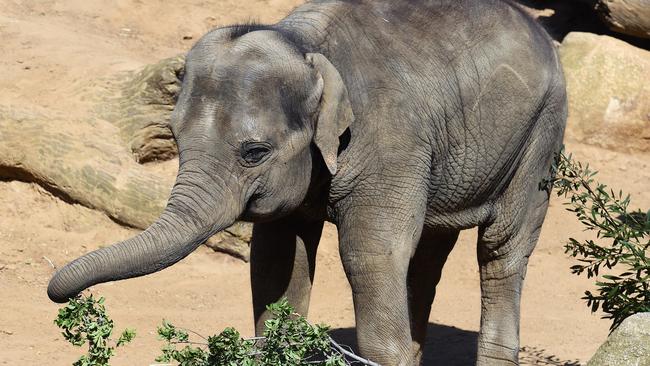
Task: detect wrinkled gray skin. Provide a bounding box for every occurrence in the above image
[48,0,567,364]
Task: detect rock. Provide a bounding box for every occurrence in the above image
[0,105,174,229]
[205,222,253,262]
[224,221,253,243]
[204,222,252,262]
[120,54,184,108]
[97,55,185,163]
[205,234,250,262]
[587,312,650,366]
[130,122,177,163]
[596,0,650,39]
[559,32,650,152]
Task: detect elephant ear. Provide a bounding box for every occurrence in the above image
[306,53,354,175]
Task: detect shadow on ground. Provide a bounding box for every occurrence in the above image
[330,324,581,366]
[331,323,477,365]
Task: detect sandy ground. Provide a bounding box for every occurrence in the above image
[1,1,649,365]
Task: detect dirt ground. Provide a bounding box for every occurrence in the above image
[1,1,649,365]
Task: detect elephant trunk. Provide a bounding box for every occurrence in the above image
[47,166,239,303]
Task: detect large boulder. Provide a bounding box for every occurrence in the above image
[559,32,650,152]
[95,55,185,163]
[0,104,173,229]
[205,222,253,262]
[587,312,650,366]
[596,0,650,40]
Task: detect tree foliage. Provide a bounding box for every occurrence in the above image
[54,295,135,366]
[156,298,347,366]
[56,296,379,365]
[547,150,649,330]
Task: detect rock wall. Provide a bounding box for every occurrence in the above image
[587,313,650,366]
[560,32,650,152]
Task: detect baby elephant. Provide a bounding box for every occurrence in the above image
[48,0,567,364]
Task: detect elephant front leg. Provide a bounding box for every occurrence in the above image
[250,217,324,335]
[337,200,426,366]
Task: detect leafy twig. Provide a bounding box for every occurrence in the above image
[155,298,380,365]
[55,295,135,366]
[548,150,649,330]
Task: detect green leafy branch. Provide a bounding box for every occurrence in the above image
[56,296,378,366]
[156,298,379,366]
[547,150,649,330]
[54,295,135,366]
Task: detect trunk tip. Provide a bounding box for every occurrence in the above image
[47,272,80,303]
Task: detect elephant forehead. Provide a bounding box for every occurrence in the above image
[174,77,298,142]
[230,111,287,142]
[186,32,307,82]
[183,60,301,107]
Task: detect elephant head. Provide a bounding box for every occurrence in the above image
[47,28,354,303]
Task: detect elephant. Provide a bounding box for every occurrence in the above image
[47,0,567,364]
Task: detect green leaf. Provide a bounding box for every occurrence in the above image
[117,328,136,347]
[55,295,136,366]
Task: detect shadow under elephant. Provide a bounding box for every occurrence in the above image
[330,323,478,366]
[330,324,581,366]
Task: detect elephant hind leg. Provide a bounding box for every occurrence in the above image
[476,200,548,365]
[476,114,562,364]
[475,87,565,364]
[407,228,459,364]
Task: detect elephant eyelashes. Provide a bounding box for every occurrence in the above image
[240,142,273,166]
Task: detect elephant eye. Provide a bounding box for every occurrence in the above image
[240,142,272,166]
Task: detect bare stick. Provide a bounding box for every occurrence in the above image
[328,337,382,366]
[43,256,56,269]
